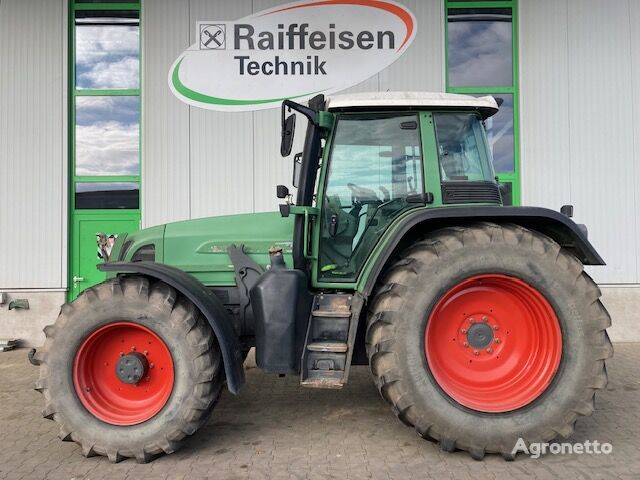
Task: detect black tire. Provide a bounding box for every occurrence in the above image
[366,222,613,460]
[35,276,223,463]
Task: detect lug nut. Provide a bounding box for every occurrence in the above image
[482,316,488,322]
[85,387,91,392]
[461,329,467,334]
[493,325,499,331]
[473,350,479,356]
[130,346,136,352]
[469,318,475,324]
[494,338,501,344]
[119,352,124,357]
[463,342,469,347]
[486,348,493,354]
[149,363,155,369]
[145,376,151,382]
[143,350,149,356]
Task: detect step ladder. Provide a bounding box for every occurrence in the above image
[300,292,361,389]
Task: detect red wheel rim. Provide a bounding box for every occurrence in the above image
[425,274,562,413]
[73,322,174,426]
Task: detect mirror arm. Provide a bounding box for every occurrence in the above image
[282,99,319,126]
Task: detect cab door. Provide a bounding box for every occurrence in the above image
[314,113,426,285]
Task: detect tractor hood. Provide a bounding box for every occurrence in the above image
[162,211,294,286]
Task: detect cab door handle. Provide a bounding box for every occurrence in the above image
[73,276,85,287]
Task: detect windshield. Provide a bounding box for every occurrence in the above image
[318,114,423,281]
[434,112,496,182]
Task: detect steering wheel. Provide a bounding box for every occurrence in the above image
[347,182,380,205]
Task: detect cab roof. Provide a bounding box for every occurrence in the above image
[325,91,500,119]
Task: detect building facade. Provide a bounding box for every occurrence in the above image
[1,0,639,345]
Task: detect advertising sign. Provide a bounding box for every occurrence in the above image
[169,0,416,111]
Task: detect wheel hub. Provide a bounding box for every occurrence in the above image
[465,322,494,349]
[425,274,562,413]
[73,322,174,426]
[115,352,149,384]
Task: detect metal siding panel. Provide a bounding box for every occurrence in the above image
[567,0,636,284]
[188,1,254,218]
[379,0,444,92]
[142,0,191,227]
[519,0,571,210]
[631,0,640,283]
[0,0,65,288]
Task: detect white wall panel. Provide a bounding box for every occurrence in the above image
[519,0,571,210]
[0,0,66,288]
[520,0,639,284]
[630,0,640,283]
[142,0,191,227]
[567,0,636,284]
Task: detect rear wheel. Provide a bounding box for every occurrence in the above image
[36,276,223,463]
[366,223,613,459]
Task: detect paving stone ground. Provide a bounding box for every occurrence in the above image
[0,344,638,480]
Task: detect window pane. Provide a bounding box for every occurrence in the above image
[76,1,139,3]
[75,11,139,89]
[75,96,140,176]
[448,8,512,87]
[434,112,495,182]
[75,182,139,209]
[482,94,514,173]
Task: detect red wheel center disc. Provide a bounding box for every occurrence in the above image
[73,322,174,426]
[425,274,562,413]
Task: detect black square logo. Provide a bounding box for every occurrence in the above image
[200,24,226,50]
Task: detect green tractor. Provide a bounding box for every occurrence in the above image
[33,92,612,462]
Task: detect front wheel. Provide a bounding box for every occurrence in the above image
[36,276,223,463]
[366,223,613,459]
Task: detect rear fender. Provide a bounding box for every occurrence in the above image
[361,206,605,297]
[98,261,245,394]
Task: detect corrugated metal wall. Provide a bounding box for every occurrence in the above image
[0,0,67,289]
[520,0,640,284]
[141,0,444,226]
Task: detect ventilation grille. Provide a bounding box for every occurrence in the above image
[441,182,502,205]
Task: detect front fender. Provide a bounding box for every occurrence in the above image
[359,206,605,297]
[98,261,245,394]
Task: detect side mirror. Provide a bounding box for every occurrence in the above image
[281,113,296,157]
[292,152,302,188]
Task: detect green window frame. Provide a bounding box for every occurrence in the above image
[70,1,142,212]
[444,0,520,205]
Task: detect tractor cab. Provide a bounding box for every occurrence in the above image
[280,92,502,282]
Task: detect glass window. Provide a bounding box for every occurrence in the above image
[448,8,512,88]
[434,112,495,182]
[75,96,140,176]
[76,1,139,3]
[319,114,423,281]
[482,94,514,173]
[75,182,139,209]
[75,11,139,89]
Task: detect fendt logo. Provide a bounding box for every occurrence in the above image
[168,0,416,111]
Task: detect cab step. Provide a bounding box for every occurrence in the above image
[300,293,363,389]
[307,341,348,353]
